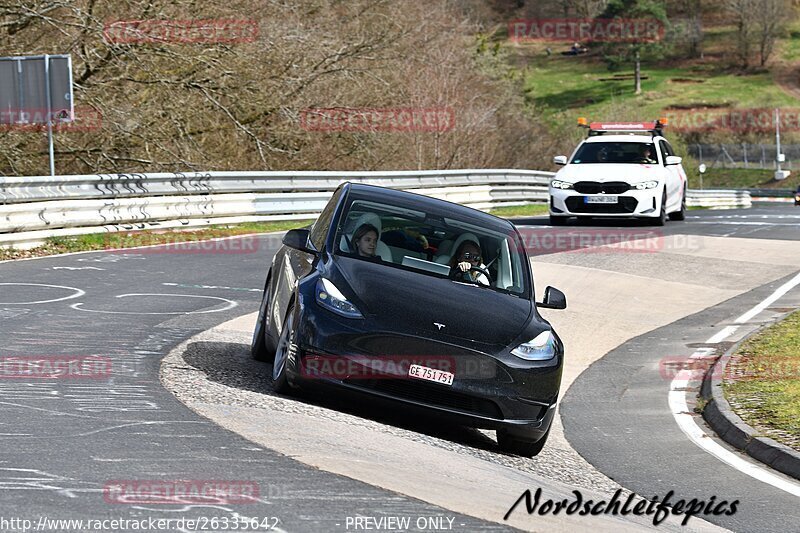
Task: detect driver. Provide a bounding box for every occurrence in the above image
[449,240,489,286]
[638,145,657,164]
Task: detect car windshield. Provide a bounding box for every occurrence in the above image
[333,197,529,296]
[571,141,657,164]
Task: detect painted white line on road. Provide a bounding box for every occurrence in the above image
[52,266,105,271]
[706,325,739,344]
[0,283,86,305]
[162,282,260,293]
[669,271,800,498]
[71,293,238,315]
[735,272,800,324]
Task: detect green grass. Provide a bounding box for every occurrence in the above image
[0,220,314,261]
[724,310,800,447]
[781,20,800,62]
[522,54,796,125]
[489,203,549,217]
[688,168,800,189]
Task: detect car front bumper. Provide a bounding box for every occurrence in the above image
[284,295,561,439]
[549,187,663,217]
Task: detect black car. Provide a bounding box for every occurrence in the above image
[795,186,800,206]
[251,183,567,457]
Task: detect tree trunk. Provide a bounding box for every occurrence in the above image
[634,51,642,94]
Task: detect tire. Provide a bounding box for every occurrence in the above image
[668,186,687,221]
[497,427,550,458]
[251,275,276,362]
[271,304,296,394]
[652,190,667,226]
[549,215,567,226]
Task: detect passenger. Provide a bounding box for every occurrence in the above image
[638,145,657,164]
[352,223,379,258]
[449,240,489,286]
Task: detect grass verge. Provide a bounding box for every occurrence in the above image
[0,220,314,261]
[489,203,549,218]
[724,310,800,449]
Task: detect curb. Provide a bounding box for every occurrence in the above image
[700,336,800,481]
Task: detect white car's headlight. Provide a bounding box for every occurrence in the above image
[634,180,659,190]
[316,278,363,319]
[550,179,574,190]
[511,330,556,361]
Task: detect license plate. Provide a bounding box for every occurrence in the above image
[408,364,454,386]
[585,195,619,204]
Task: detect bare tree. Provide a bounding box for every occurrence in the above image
[753,0,792,66]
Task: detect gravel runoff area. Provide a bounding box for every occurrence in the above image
[161,323,625,496]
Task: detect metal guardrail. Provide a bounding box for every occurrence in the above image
[686,189,752,209]
[0,170,553,248]
[0,170,752,248]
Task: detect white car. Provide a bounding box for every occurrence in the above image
[549,120,687,226]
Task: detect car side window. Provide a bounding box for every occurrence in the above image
[309,187,343,251]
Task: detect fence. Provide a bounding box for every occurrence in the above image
[689,144,800,170]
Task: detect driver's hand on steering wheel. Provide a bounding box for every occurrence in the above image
[457,261,472,272]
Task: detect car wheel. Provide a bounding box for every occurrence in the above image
[251,275,276,362]
[653,190,667,226]
[549,215,567,226]
[668,186,687,221]
[497,427,550,458]
[271,304,296,393]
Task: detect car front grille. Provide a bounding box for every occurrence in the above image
[344,378,504,419]
[573,181,631,194]
[565,196,638,214]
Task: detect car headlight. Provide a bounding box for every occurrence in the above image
[316,278,363,319]
[511,330,556,361]
[634,180,659,190]
[550,179,574,190]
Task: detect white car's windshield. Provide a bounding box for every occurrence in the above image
[334,198,529,296]
[572,142,657,164]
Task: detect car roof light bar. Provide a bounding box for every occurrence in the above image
[578,118,667,137]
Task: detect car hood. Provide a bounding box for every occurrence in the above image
[333,257,533,349]
[556,163,663,183]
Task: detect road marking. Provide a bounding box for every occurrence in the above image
[669,271,800,498]
[52,266,105,271]
[162,282,260,293]
[0,283,85,305]
[70,294,238,315]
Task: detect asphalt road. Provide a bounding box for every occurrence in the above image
[0,245,507,532]
[511,203,800,243]
[561,273,800,533]
[0,204,796,532]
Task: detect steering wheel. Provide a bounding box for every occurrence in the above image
[450,265,492,284]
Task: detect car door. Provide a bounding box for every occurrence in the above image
[659,140,684,211]
[272,186,344,332]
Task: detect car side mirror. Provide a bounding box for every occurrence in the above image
[282,228,317,254]
[665,155,682,166]
[553,155,568,165]
[538,286,567,310]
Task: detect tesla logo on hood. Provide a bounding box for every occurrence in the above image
[434,322,445,330]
